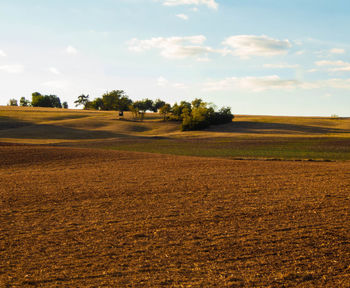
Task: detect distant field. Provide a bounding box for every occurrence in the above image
[1,146,349,287]
[1,106,349,160]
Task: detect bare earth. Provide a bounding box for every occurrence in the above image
[0,145,349,287]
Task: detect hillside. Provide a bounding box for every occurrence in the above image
[1,106,349,160]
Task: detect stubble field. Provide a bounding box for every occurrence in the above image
[1,145,349,287]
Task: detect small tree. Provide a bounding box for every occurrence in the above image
[62,102,68,109]
[20,97,30,107]
[153,99,166,112]
[159,104,171,121]
[116,96,132,113]
[89,97,104,110]
[8,99,18,106]
[74,94,90,109]
[129,104,140,120]
[171,101,191,120]
[132,99,154,120]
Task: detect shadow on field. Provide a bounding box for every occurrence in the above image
[0,118,125,140]
[0,116,31,130]
[208,121,350,134]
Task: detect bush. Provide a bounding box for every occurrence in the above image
[180,101,234,131]
[31,92,62,108]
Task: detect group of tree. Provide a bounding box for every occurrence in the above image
[74,90,233,131]
[6,89,234,131]
[8,92,68,109]
[166,99,234,131]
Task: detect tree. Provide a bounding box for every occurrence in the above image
[159,103,171,121]
[19,97,30,107]
[129,104,140,119]
[132,99,154,120]
[8,99,18,106]
[89,97,104,110]
[62,102,68,109]
[171,101,191,120]
[102,90,124,110]
[191,98,204,109]
[31,92,43,107]
[74,94,90,109]
[31,92,62,108]
[180,99,234,131]
[116,96,132,113]
[153,99,166,112]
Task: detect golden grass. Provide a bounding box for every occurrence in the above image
[1,106,349,147]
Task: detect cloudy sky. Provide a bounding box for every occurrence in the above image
[1,0,350,116]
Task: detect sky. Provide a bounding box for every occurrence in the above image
[1,0,350,116]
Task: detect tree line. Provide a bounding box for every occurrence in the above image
[8,93,68,109]
[74,90,234,131]
[7,90,234,131]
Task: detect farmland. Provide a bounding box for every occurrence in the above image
[1,106,350,160]
[0,107,350,287]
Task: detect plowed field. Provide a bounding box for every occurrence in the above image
[1,145,349,287]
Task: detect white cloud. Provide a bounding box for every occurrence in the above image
[295,50,305,56]
[0,50,6,57]
[128,35,214,60]
[0,64,24,74]
[65,45,78,55]
[203,75,350,92]
[324,78,350,89]
[176,13,189,20]
[48,67,61,75]
[315,60,350,72]
[157,76,169,86]
[157,76,186,89]
[41,80,69,89]
[315,60,348,67]
[330,48,345,54]
[222,35,292,58]
[162,0,218,10]
[264,63,299,69]
[203,75,299,92]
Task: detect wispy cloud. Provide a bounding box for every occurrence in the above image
[161,0,218,10]
[176,13,189,20]
[0,50,6,57]
[203,75,299,92]
[41,80,69,89]
[315,60,350,72]
[157,76,187,89]
[329,48,345,54]
[128,35,215,60]
[222,35,292,58]
[65,45,78,55]
[203,75,350,92]
[48,67,61,75]
[264,63,299,69]
[0,64,24,74]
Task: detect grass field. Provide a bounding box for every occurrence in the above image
[1,106,349,160]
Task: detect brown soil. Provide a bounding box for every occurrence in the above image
[0,145,349,287]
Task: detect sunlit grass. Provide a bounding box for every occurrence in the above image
[1,106,349,160]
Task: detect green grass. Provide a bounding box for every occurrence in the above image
[103,137,350,161]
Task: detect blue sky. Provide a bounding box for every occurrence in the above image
[1,0,350,116]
